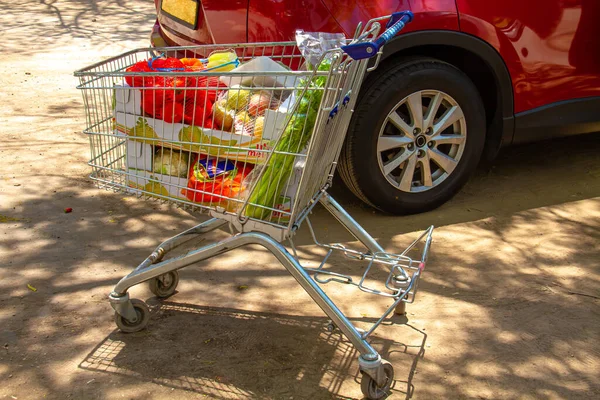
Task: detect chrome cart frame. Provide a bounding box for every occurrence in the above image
[76,11,433,399]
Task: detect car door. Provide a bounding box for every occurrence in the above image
[456,0,600,120]
[247,0,342,42]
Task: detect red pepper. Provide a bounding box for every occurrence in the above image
[150,57,188,103]
[188,76,227,104]
[183,103,212,126]
[166,76,188,103]
[125,61,153,87]
[183,88,209,112]
[151,57,184,70]
[127,57,227,126]
[162,102,185,123]
[181,58,205,70]
[141,85,185,123]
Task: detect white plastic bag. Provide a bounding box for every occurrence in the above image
[295,30,346,67]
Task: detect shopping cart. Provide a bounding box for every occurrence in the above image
[75,11,433,399]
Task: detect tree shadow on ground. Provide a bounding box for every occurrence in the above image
[1,0,156,57]
[3,7,600,389]
[325,133,600,241]
[1,133,599,398]
[79,302,426,399]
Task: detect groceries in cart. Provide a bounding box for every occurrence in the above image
[116,33,340,221]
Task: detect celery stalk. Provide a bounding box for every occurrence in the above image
[246,60,330,220]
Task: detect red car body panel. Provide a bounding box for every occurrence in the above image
[153,0,600,118]
[457,0,600,113]
[247,0,342,42]
[321,0,459,36]
[247,0,459,44]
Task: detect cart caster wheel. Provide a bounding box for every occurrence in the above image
[114,299,150,333]
[148,271,179,298]
[326,322,336,332]
[361,360,394,400]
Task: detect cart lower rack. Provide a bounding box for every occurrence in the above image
[75,11,433,399]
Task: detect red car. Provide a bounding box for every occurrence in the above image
[151,0,600,214]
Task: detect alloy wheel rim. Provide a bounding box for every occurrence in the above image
[376,90,467,193]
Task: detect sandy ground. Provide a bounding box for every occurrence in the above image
[1,1,599,399]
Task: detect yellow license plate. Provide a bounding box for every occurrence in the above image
[161,0,199,29]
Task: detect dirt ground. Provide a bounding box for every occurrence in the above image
[1,1,599,399]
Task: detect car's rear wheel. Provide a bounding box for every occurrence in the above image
[339,59,486,214]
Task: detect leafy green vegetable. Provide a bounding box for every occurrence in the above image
[245,60,331,220]
[153,149,189,178]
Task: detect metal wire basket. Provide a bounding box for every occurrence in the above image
[76,39,361,240]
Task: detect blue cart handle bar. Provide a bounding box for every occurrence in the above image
[341,11,414,60]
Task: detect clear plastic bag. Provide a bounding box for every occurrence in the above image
[295,30,346,67]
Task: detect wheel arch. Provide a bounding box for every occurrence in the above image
[371,30,515,159]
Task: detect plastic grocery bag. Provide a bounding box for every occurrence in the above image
[295,30,346,67]
[184,155,254,205]
[219,56,293,88]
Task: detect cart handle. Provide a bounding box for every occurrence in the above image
[341,11,414,60]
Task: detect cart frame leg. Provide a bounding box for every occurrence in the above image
[109,217,226,297]
[109,210,390,383]
[109,229,382,368]
[320,191,411,320]
[319,192,385,255]
[108,218,226,317]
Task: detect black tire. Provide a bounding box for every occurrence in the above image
[339,59,486,214]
